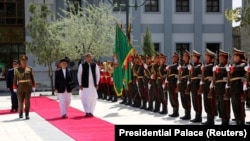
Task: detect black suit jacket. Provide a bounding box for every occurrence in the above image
[55,68,73,93]
[6,68,14,89]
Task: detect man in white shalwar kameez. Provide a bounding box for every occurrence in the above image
[77,53,100,117]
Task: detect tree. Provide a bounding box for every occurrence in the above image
[142,25,155,56]
[51,1,116,61]
[26,3,63,95]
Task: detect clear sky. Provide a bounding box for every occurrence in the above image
[232,0,242,27]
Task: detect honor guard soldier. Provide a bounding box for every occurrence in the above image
[107,61,117,102]
[190,50,202,123]
[178,50,192,120]
[13,55,36,120]
[149,53,160,112]
[143,55,153,110]
[133,55,144,108]
[167,52,179,117]
[157,53,168,114]
[201,49,216,125]
[213,49,231,125]
[228,48,247,125]
[98,62,105,99]
[129,54,140,107]
[244,53,250,125]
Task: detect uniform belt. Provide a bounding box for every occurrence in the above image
[230,77,243,82]
[19,80,31,83]
[137,76,143,78]
[204,76,213,81]
[181,75,189,79]
[215,80,227,83]
[191,77,200,80]
[168,74,177,77]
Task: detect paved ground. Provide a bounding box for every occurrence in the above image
[0,91,250,141]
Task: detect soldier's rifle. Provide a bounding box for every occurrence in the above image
[208,51,218,98]
[176,53,182,92]
[224,51,231,100]
[198,52,205,95]
[185,51,192,94]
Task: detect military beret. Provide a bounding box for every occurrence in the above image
[20,55,28,61]
[205,49,216,58]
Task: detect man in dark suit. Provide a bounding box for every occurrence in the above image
[55,58,74,118]
[6,60,19,112]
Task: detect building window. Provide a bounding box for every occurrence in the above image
[176,43,190,55]
[0,0,24,25]
[145,0,159,12]
[67,0,81,14]
[176,0,190,12]
[113,0,127,11]
[154,43,160,52]
[206,0,220,12]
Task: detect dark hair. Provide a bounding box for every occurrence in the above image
[13,60,19,64]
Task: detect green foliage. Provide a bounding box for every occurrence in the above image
[142,25,155,57]
[51,0,116,60]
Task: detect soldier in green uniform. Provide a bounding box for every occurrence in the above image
[213,49,231,125]
[13,55,36,120]
[228,48,247,125]
[190,50,202,123]
[167,52,179,117]
[201,49,216,125]
[157,53,168,114]
[178,50,192,120]
[143,55,152,110]
[149,53,160,112]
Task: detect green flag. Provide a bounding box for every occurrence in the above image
[113,24,134,96]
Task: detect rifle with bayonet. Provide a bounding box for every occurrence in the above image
[243,52,250,101]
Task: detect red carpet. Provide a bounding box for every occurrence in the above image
[30,96,114,141]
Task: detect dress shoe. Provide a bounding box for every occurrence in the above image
[153,109,160,113]
[169,113,179,117]
[160,110,168,115]
[190,118,202,123]
[119,100,126,104]
[180,115,191,120]
[25,116,30,120]
[89,113,93,117]
[85,113,90,117]
[201,121,214,125]
[19,113,23,118]
[246,121,250,125]
[10,109,14,112]
[146,107,153,111]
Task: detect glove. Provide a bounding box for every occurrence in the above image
[188,64,192,70]
[209,83,213,89]
[148,83,151,89]
[32,87,36,92]
[212,66,217,72]
[177,80,180,84]
[200,81,204,85]
[243,82,247,91]
[165,78,168,83]
[162,84,166,89]
[144,63,148,69]
[177,65,182,71]
[244,66,249,72]
[13,89,17,93]
[165,66,169,70]
[226,64,230,72]
[187,81,190,85]
[225,84,230,89]
[201,64,204,71]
